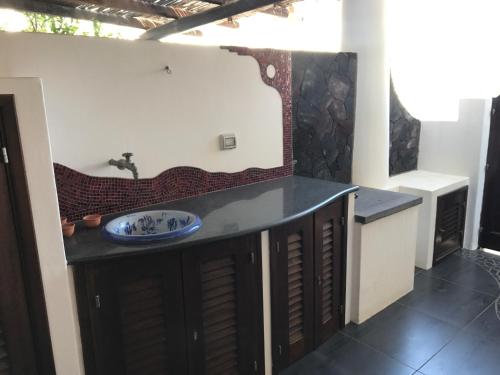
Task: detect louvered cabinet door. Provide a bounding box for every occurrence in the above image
[79,253,188,375]
[313,200,344,346]
[270,216,314,371]
[182,234,264,375]
[434,187,468,263]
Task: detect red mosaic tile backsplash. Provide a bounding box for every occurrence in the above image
[55,164,291,222]
[54,47,293,222]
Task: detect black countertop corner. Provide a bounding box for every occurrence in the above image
[354,187,422,224]
[64,176,358,265]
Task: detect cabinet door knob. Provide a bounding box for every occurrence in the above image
[193,330,198,342]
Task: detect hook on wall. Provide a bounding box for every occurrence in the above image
[164,65,172,74]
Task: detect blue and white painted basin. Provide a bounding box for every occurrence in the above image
[103,210,202,243]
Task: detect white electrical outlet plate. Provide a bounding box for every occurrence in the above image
[219,134,237,150]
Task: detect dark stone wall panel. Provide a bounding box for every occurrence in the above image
[389,79,421,175]
[292,52,357,184]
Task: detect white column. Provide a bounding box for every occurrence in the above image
[342,0,390,188]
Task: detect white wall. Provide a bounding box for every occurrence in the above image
[342,0,390,188]
[0,78,84,374]
[418,99,491,249]
[351,205,418,323]
[0,32,283,178]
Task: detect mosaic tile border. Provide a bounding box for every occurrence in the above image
[223,46,293,169]
[55,164,290,222]
[456,249,500,319]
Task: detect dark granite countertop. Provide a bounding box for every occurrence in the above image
[64,176,358,265]
[354,187,422,224]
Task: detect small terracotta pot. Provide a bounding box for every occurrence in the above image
[60,217,68,225]
[62,222,75,238]
[83,214,102,228]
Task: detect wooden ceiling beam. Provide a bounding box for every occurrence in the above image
[140,0,281,40]
[74,0,183,20]
[198,0,289,17]
[74,0,239,30]
[197,0,224,4]
[1,0,148,28]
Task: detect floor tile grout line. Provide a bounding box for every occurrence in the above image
[338,330,419,371]
[338,251,500,375]
[414,298,497,372]
[393,298,487,330]
[393,268,500,327]
[424,249,500,297]
[345,295,498,371]
[425,272,500,298]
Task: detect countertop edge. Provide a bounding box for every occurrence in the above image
[354,196,423,225]
[66,185,359,265]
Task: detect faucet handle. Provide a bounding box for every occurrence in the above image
[122,152,133,161]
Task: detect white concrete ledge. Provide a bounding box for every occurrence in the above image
[350,205,419,324]
[390,170,469,269]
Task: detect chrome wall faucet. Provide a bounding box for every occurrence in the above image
[109,152,139,179]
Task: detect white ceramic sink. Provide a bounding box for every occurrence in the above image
[103,210,201,243]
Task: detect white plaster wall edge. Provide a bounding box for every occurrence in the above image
[345,192,356,325]
[343,0,390,188]
[260,231,272,375]
[0,78,84,374]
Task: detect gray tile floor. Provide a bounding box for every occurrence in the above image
[282,249,500,375]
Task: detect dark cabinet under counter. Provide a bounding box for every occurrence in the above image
[182,235,264,375]
[270,215,315,369]
[74,252,188,374]
[434,186,468,264]
[74,234,264,375]
[67,176,358,375]
[269,198,347,372]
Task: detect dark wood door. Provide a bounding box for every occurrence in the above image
[182,234,264,375]
[270,216,314,372]
[0,143,38,375]
[313,200,344,346]
[76,253,188,375]
[0,96,55,374]
[434,187,468,263]
[480,96,500,250]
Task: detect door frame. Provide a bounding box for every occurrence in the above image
[0,95,56,374]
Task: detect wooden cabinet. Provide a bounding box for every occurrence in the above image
[313,200,345,346]
[434,187,468,264]
[74,199,349,375]
[75,234,263,375]
[269,215,315,371]
[75,253,188,375]
[183,235,264,375]
[270,199,346,371]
